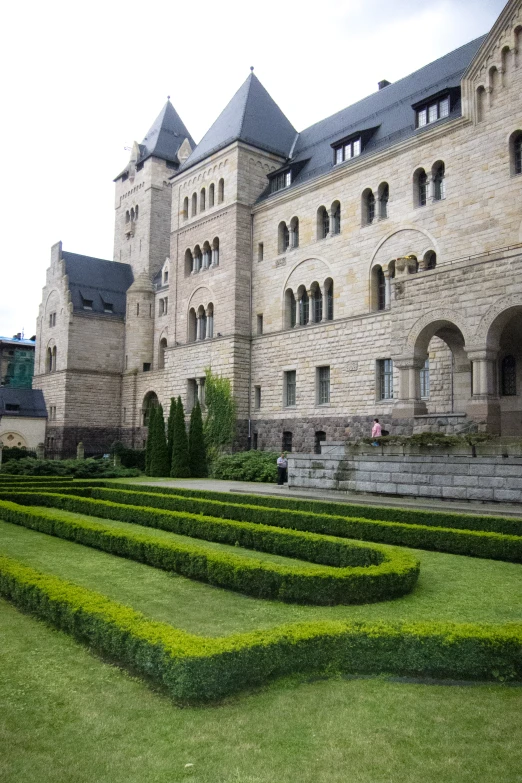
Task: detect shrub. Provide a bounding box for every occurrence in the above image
[211,450,278,482]
[170,397,190,478]
[0,446,37,462]
[110,442,146,470]
[166,397,177,467]
[1,554,520,704]
[0,458,140,478]
[204,368,236,460]
[188,400,208,477]
[0,495,419,605]
[148,404,170,477]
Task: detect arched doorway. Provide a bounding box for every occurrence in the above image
[141,391,159,427]
[483,304,522,435]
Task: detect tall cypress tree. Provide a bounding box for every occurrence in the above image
[188,399,208,477]
[167,397,177,467]
[149,403,170,477]
[145,404,156,476]
[170,396,190,478]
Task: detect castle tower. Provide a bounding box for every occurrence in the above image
[113,100,195,280]
[124,271,155,372]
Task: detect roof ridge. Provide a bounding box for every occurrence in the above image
[238,72,254,140]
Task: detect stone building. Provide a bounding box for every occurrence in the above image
[34,0,522,456]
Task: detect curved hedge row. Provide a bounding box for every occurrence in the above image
[1,554,520,703]
[0,499,419,605]
[30,485,522,563]
[115,483,522,537]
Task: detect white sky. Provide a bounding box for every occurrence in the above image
[0,0,507,337]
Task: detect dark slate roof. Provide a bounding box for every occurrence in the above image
[259,35,486,199]
[182,73,297,170]
[62,252,134,317]
[0,388,47,418]
[138,100,195,165]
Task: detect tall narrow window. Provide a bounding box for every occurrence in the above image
[282,431,293,452]
[376,267,386,311]
[209,183,215,207]
[286,289,296,329]
[258,242,264,262]
[200,188,206,211]
[257,314,263,335]
[191,193,197,216]
[331,202,341,235]
[418,171,428,206]
[183,197,189,220]
[433,162,445,200]
[317,206,329,239]
[367,191,375,223]
[511,131,522,176]
[317,366,330,405]
[326,281,334,320]
[299,291,309,325]
[254,386,261,409]
[158,338,167,370]
[501,355,516,396]
[378,359,393,399]
[218,178,224,203]
[284,370,296,407]
[312,285,322,322]
[420,359,430,399]
[378,183,389,219]
[314,431,326,454]
[278,222,289,253]
[290,217,299,248]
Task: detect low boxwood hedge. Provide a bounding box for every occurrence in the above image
[33,485,522,563]
[1,554,520,703]
[0,499,419,605]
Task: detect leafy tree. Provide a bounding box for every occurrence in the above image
[188,399,208,477]
[148,404,170,477]
[170,396,190,477]
[145,405,157,476]
[204,368,236,461]
[167,397,177,466]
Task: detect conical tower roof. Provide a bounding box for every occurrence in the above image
[138,99,195,165]
[182,72,297,170]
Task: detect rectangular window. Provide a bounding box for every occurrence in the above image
[187,378,198,411]
[82,298,93,310]
[257,314,263,335]
[420,359,430,399]
[284,370,296,407]
[416,95,451,128]
[258,242,264,262]
[252,432,258,450]
[49,312,56,327]
[123,407,127,422]
[164,271,169,284]
[378,359,393,400]
[334,136,362,164]
[317,366,330,405]
[270,171,291,193]
[143,363,151,372]
[254,385,261,410]
[5,403,20,412]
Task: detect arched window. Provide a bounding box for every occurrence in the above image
[423,250,437,270]
[142,391,159,427]
[298,289,309,326]
[371,265,386,311]
[325,278,334,320]
[290,216,299,248]
[311,283,322,323]
[317,206,329,239]
[135,205,139,220]
[331,201,341,235]
[46,347,52,373]
[191,193,197,216]
[285,288,296,329]
[158,338,167,370]
[314,431,326,454]
[188,308,197,342]
[432,162,445,200]
[207,303,214,338]
[476,86,486,122]
[202,241,211,270]
[212,237,219,266]
[501,355,517,396]
[501,46,510,87]
[510,130,522,176]
[209,183,215,207]
[194,245,202,273]
[185,248,194,275]
[200,188,206,211]
[197,306,207,340]
[52,346,57,372]
[125,210,130,223]
[218,178,224,203]
[183,197,189,220]
[378,183,389,219]
[420,359,430,399]
[278,221,289,253]
[413,169,428,207]
[130,207,135,221]
[362,189,375,225]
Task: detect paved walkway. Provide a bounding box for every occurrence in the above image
[131,477,522,518]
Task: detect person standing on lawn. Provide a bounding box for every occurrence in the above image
[277,452,288,485]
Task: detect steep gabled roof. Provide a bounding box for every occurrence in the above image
[138,99,195,165]
[0,388,47,419]
[62,252,134,318]
[258,35,486,199]
[182,72,297,170]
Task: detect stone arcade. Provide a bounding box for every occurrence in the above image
[34,0,522,457]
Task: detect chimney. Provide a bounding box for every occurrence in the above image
[378,80,391,90]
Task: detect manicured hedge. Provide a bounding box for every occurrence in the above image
[0,475,74,483]
[115,483,522,537]
[1,554,520,703]
[34,485,522,563]
[0,499,419,605]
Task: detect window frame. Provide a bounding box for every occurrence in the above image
[317,365,331,405]
[416,95,450,129]
[284,370,296,408]
[333,136,361,165]
[377,358,393,400]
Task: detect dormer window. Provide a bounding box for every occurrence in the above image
[82,298,93,310]
[270,170,291,193]
[334,137,361,164]
[103,302,114,313]
[416,95,450,128]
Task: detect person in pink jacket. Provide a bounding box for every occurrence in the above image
[371,418,382,445]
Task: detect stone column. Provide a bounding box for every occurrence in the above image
[192,255,198,274]
[288,227,295,249]
[383,268,392,309]
[392,356,428,419]
[321,287,329,321]
[211,248,219,267]
[466,349,501,433]
[207,307,214,338]
[306,290,314,325]
[196,378,205,408]
[196,315,202,341]
[328,208,336,235]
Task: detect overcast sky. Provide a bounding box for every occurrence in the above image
[0,0,507,337]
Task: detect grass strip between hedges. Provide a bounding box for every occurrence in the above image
[120,483,522,536]
[0,499,419,605]
[24,484,522,563]
[0,553,520,704]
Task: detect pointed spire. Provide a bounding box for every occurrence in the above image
[182,72,297,170]
[138,99,195,165]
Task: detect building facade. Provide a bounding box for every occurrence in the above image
[34,0,522,456]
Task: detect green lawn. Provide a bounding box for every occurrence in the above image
[1,597,521,783]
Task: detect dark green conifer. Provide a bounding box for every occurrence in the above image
[145,404,156,476]
[188,399,208,477]
[149,403,170,476]
[170,396,190,477]
[167,397,177,466]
